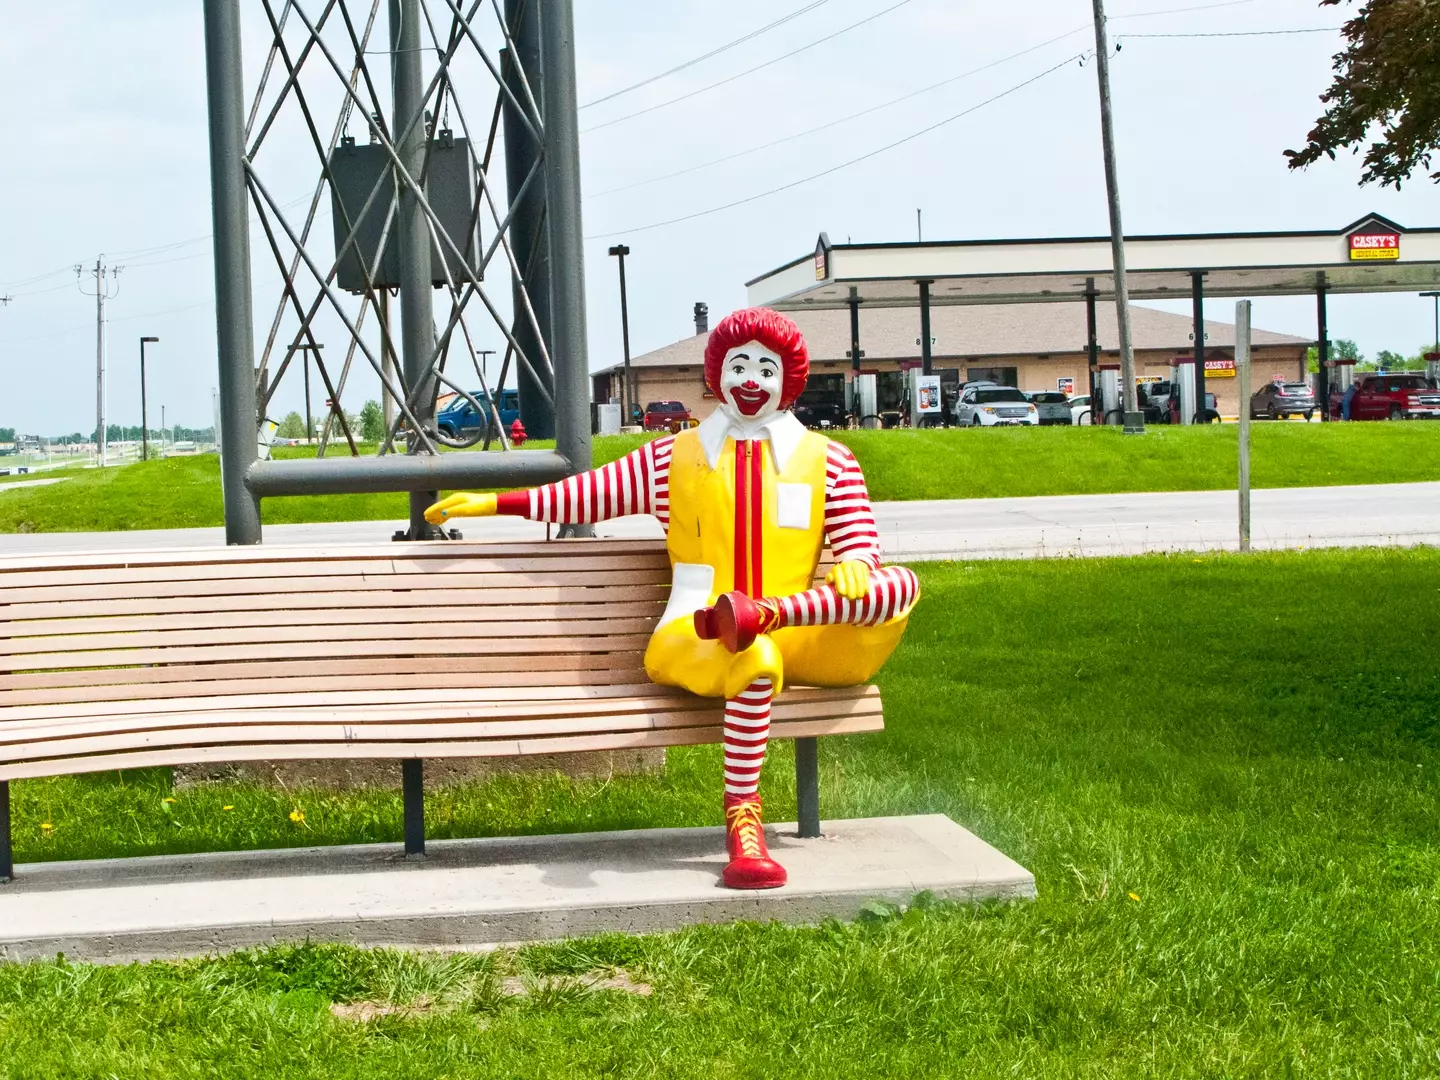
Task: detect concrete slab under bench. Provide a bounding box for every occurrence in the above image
[0,815,1033,964]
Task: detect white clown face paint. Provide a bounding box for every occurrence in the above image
[719,341,783,420]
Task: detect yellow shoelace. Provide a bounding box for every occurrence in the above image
[726,800,765,859]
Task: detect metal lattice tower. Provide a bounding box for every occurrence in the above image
[202,0,591,543]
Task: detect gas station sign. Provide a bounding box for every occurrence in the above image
[1204,356,1236,378]
[1349,231,1400,260]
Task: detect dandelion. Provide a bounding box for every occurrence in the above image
[222,805,234,812]
[162,797,177,804]
[40,823,53,832]
[1128,892,1141,902]
[289,809,305,823]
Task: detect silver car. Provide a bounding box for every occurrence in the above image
[1026,391,1073,425]
[955,386,1038,427]
[1251,381,1316,420]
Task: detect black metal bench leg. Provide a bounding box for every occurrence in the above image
[795,738,820,838]
[1,780,12,882]
[402,759,425,858]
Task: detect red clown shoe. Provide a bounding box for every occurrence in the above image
[722,793,787,889]
[694,591,779,654]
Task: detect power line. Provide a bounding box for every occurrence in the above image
[581,0,836,109]
[588,25,1091,199]
[581,0,918,135]
[1110,0,1260,18]
[586,52,1084,240]
[1118,26,1340,37]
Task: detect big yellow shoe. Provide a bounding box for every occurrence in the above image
[721,795,787,890]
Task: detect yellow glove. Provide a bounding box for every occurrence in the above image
[825,560,872,600]
[424,492,498,525]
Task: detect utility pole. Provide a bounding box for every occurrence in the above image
[608,244,633,424]
[77,257,122,465]
[916,208,922,242]
[140,336,159,461]
[1089,0,1141,433]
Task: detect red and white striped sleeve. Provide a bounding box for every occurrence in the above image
[494,435,674,527]
[823,441,882,569]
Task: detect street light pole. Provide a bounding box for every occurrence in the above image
[140,336,159,461]
[608,244,633,425]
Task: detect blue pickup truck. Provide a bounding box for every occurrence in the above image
[436,389,520,441]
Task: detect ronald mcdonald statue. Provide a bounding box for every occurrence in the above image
[426,307,918,890]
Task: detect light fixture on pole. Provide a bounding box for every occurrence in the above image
[140,336,159,461]
[608,244,633,425]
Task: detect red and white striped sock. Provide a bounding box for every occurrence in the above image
[767,566,919,629]
[722,678,773,797]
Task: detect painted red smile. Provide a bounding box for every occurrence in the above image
[729,386,771,416]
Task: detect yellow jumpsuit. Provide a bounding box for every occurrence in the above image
[644,427,913,700]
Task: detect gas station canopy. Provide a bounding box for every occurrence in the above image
[746,213,1440,310]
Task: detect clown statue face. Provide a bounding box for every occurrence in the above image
[718,342,785,421]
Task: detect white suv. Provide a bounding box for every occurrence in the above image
[955,386,1038,426]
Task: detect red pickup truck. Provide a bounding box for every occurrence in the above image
[1345,373,1440,421]
[642,400,694,432]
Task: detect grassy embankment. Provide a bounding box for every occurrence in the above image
[0,422,1437,533]
[2,548,1438,1075]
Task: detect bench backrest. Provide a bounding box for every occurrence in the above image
[0,539,672,709]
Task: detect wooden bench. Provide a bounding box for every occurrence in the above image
[0,538,885,880]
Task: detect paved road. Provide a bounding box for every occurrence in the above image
[1,481,1433,561]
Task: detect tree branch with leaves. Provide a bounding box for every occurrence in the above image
[1286,0,1440,187]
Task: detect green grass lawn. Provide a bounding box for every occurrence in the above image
[0,423,1437,533]
[2,548,1438,1076]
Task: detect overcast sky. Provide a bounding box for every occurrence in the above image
[1,0,1436,436]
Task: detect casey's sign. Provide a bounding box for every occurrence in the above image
[1349,232,1400,261]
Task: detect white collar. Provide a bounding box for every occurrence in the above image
[696,407,807,471]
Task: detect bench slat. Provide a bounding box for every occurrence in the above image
[0,652,647,693]
[2,596,665,639]
[0,616,662,656]
[0,683,877,728]
[0,568,671,605]
[0,713,881,783]
[0,538,669,575]
[0,553,671,591]
[1,584,671,620]
[3,634,657,672]
[0,667,651,707]
[0,691,880,757]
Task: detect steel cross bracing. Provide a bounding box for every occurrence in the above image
[239,0,557,464]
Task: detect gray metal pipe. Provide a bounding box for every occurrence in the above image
[391,0,440,536]
[203,0,262,544]
[503,0,555,439]
[539,0,592,485]
[246,449,573,497]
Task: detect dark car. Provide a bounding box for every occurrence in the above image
[436,389,519,442]
[642,400,693,431]
[1250,381,1315,420]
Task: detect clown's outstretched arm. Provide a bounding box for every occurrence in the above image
[821,441,883,599]
[424,436,674,526]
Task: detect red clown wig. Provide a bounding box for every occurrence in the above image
[703,307,810,408]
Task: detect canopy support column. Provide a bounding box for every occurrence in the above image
[917,279,933,376]
[1316,273,1330,422]
[847,286,863,374]
[1192,272,1207,423]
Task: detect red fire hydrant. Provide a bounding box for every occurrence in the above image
[509,418,527,446]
